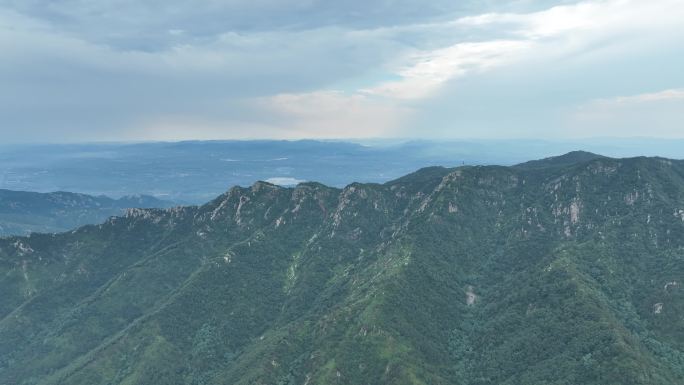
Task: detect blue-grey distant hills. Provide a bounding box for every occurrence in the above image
[0,189,174,236]
[2,139,683,204]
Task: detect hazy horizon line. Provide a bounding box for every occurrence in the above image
[3,136,684,147]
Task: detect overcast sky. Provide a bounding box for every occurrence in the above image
[1,0,683,142]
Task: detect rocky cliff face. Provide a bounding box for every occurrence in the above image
[1,153,683,385]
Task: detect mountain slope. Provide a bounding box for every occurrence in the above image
[0,190,174,236]
[513,150,607,170]
[1,154,683,384]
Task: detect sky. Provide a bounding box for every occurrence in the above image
[1,0,683,142]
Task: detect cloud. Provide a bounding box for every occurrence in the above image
[120,91,411,141]
[565,89,684,138]
[589,89,684,106]
[361,0,684,102]
[0,7,409,141]
[361,40,532,99]
[0,0,683,141]
[265,177,306,186]
[373,0,684,138]
[458,0,684,39]
[252,91,412,138]
[0,0,481,50]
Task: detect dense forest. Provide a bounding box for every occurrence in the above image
[0,152,682,384]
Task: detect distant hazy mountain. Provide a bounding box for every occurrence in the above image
[0,189,174,236]
[1,153,683,384]
[2,139,683,203]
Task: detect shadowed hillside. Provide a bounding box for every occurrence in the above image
[0,190,174,236]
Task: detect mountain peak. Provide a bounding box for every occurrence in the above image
[514,150,608,170]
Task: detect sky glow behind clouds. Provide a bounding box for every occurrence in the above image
[0,0,682,142]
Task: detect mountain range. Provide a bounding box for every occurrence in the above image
[2,139,683,203]
[0,151,682,384]
[0,190,173,236]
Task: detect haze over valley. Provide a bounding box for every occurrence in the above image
[3,139,684,204]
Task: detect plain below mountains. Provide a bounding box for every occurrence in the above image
[0,189,174,236]
[0,152,683,385]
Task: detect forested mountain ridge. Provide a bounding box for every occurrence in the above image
[1,153,683,384]
[0,190,173,236]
